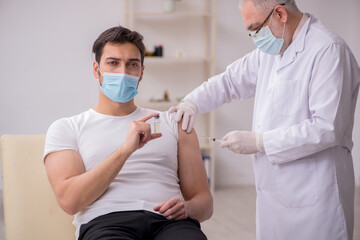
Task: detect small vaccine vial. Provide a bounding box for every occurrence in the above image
[154,115,161,133]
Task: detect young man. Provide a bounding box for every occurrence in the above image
[43,26,213,240]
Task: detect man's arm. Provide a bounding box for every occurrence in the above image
[264,44,360,164]
[44,113,161,215]
[178,126,213,222]
[170,50,260,133]
[154,124,213,222]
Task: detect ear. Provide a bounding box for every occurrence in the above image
[93,61,100,79]
[274,5,288,23]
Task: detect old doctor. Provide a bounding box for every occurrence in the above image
[170,0,360,239]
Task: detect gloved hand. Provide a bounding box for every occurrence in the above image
[220,131,264,154]
[169,100,197,133]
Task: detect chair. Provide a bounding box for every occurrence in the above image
[0,135,75,240]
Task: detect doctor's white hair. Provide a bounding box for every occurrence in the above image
[240,0,298,12]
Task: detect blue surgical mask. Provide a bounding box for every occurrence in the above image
[250,15,286,55]
[99,70,140,103]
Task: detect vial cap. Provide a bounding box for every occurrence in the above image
[154,115,160,119]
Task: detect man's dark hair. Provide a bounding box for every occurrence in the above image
[92,26,145,65]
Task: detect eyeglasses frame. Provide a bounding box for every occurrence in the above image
[249,3,286,37]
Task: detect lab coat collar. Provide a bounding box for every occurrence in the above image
[276,13,312,71]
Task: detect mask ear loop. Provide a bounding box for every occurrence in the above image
[269,11,274,26]
[97,62,103,86]
[97,62,103,76]
[281,22,286,39]
[269,8,286,39]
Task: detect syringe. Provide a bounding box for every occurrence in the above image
[202,136,222,143]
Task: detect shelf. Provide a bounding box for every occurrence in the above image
[127,12,212,18]
[144,56,211,64]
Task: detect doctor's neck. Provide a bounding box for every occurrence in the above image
[280,10,303,55]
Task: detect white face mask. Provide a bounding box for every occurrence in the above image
[249,12,286,55]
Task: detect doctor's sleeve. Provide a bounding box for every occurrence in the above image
[184,50,260,114]
[263,43,360,164]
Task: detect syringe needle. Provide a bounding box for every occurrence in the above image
[202,136,222,143]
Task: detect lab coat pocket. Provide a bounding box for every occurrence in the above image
[275,158,318,208]
[270,80,300,116]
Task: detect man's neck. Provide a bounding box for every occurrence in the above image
[94,90,137,116]
[280,10,303,55]
[287,11,304,43]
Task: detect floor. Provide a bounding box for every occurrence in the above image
[201,186,360,240]
[0,186,358,240]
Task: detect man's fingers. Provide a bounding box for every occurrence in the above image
[153,198,186,220]
[172,208,186,220]
[139,133,162,149]
[160,199,178,213]
[162,202,179,217]
[149,133,162,141]
[137,112,159,122]
[153,202,165,211]
[158,198,179,213]
[139,130,150,143]
[163,202,186,220]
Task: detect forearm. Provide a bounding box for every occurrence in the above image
[184,80,227,115]
[263,117,345,164]
[263,43,359,164]
[56,146,132,215]
[184,191,213,222]
[185,53,258,114]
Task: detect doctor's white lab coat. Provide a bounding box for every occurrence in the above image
[185,14,360,240]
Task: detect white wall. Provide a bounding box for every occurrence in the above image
[0,0,359,189]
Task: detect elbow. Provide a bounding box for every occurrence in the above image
[57,196,82,215]
[316,117,343,146]
[201,208,213,222]
[199,193,214,222]
[61,206,79,216]
[320,128,342,147]
[205,195,214,220]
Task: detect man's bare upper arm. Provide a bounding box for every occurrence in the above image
[177,125,210,200]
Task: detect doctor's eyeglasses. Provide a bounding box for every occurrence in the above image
[248,3,285,38]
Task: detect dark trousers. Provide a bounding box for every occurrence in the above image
[78,210,207,240]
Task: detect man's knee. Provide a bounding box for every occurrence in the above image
[154,218,207,240]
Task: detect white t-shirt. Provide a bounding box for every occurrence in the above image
[43,108,181,238]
